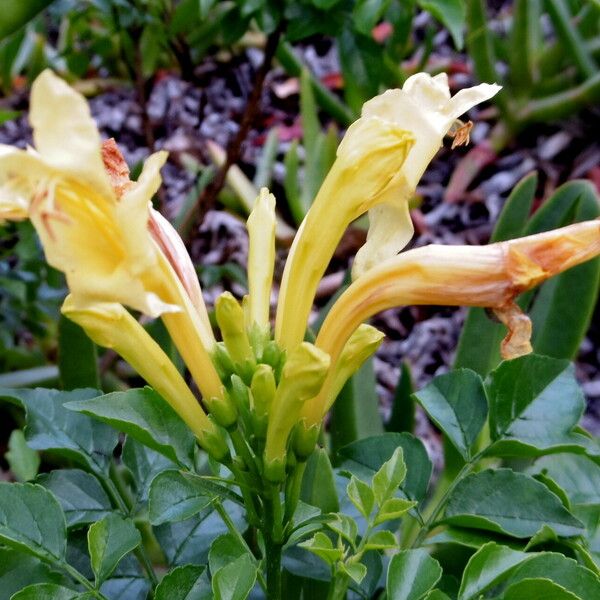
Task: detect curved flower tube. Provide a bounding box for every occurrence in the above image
[298,220,600,430]
[62,296,229,461]
[275,73,500,351]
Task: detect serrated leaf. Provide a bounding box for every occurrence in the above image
[37,469,112,528]
[347,476,375,519]
[208,534,248,576]
[340,560,367,584]
[387,549,443,600]
[373,447,406,506]
[88,514,141,585]
[375,497,416,526]
[326,514,358,546]
[445,470,584,538]
[6,429,39,482]
[364,530,397,550]
[0,388,117,473]
[10,584,80,600]
[0,483,67,562]
[211,554,257,600]
[65,388,196,469]
[487,355,590,456]
[299,532,343,565]
[339,433,431,503]
[148,470,216,525]
[154,565,208,600]
[413,369,487,461]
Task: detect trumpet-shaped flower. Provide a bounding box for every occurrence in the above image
[275,73,500,351]
[62,296,228,460]
[297,220,600,433]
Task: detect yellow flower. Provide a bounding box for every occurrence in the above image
[297,220,600,431]
[275,73,500,352]
[62,296,229,460]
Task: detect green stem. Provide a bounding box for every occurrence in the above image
[228,460,262,527]
[264,533,283,600]
[61,562,106,598]
[411,452,484,548]
[327,572,350,600]
[230,427,260,479]
[214,500,268,593]
[284,460,307,524]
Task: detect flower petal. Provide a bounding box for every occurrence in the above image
[29,70,113,198]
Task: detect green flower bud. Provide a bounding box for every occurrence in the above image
[215,292,255,367]
[250,364,276,437]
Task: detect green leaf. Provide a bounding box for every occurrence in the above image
[65,388,196,469]
[326,514,358,546]
[506,552,600,600]
[0,0,54,40]
[10,584,80,600]
[0,482,66,562]
[58,315,99,391]
[373,447,406,506]
[155,502,246,567]
[37,469,112,528]
[339,433,431,504]
[6,429,39,481]
[531,454,600,506]
[352,0,392,35]
[418,0,466,48]
[347,476,375,519]
[364,530,397,550]
[340,560,367,584]
[454,172,537,375]
[0,549,64,600]
[209,534,248,575]
[300,448,339,513]
[386,361,415,433]
[486,355,590,456]
[413,369,487,461]
[148,470,216,525]
[299,532,343,565]
[121,437,175,511]
[0,388,117,473]
[211,554,257,600]
[154,565,208,600]
[374,497,416,526]
[445,469,584,538]
[503,578,580,600]
[458,542,529,599]
[386,549,443,600]
[88,514,141,585]
[330,357,383,454]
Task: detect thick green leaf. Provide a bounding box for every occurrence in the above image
[506,552,600,600]
[88,514,141,585]
[375,497,416,525]
[211,554,257,600]
[458,542,529,599]
[300,448,339,513]
[347,476,375,518]
[11,584,80,600]
[386,549,443,600]
[531,454,600,506]
[6,429,39,481]
[330,358,383,455]
[65,388,196,469]
[208,534,248,575]
[502,578,579,600]
[37,469,112,528]
[486,355,589,456]
[338,433,431,503]
[58,315,99,391]
[0,482,66,562]
[413,369,487,461]
[148,470,216,525]
[454,173,537,375]
[121,437,175,511]
[155,502,246,566]
[0,388,117,473]
[299,531,343,565]
[154,565,208,600]
[0,549,64,600]
[445,469,584,538]
[418,0,465,48]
